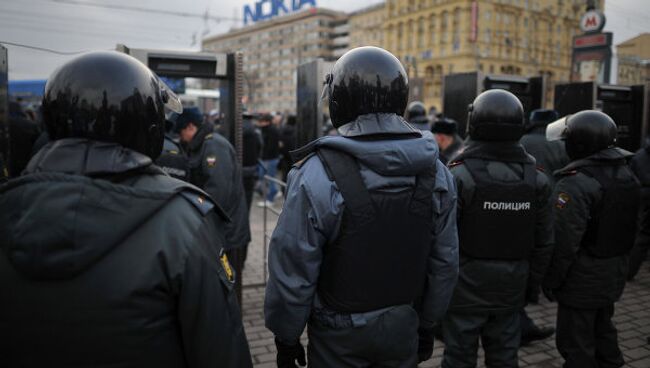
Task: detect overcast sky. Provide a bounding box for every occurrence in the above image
[0,0,648,80]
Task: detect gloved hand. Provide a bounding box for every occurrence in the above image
[417,327,435,363]
[542,287,556,302]
[275,337,306,368]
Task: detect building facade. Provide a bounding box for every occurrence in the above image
[202,8,347,113]
[384,0,602,110]
[348,3,386,49]
[617,33,650,86]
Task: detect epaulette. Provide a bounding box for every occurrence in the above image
[179,190,215,216]
[204,133,213,140]
[448,160,464,168]
[292,152,315,169]
[558,170,578,177]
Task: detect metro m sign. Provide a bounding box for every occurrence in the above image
[580,10,606,33]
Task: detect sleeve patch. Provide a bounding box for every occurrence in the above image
[556,192,571,209]
[219,250,235,283]
[206,155,217,167]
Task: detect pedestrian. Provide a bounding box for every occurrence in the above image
[543,110,640,368]
[629,136,650,280]
[431,117,464,164]
[517,108,568,345]
[0,51,252,368]
[264,46,459,368]
[256,113,281,207]
[278,114,297,187]
[442,89,554,368]
[155,119,190,181]
[406,101,431,131]
[175,106,251,303]
[242,111,263,210]
[520,109,570,186]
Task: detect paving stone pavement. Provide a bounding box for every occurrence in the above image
[241,196,650,367]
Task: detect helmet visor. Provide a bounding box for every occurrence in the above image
[546,116,570,142]
[155,75,183,114]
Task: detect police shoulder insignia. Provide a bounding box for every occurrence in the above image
[536,166,545,173]
[204,133,213,140]
[206,155,217,167]
[219,251,235,283]
[556,192,571,209]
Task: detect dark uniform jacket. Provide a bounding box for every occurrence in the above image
[544,148,634,309]
[448,140,554,314]
[520,126,570,186]
[440,134,464,165]
[155,135,190,181]
[629,139,650,279]
[186,124,251,250]
[0,138,252,368]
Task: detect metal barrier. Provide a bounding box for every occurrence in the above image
[243,174,287,288]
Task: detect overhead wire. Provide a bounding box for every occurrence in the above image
[0,40,91,55]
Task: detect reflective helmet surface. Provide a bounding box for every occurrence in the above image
[326,47,409,128]
[42,51,181,160]
[467,89,524,141]
[406,101,427,121]
[546,110,617,160]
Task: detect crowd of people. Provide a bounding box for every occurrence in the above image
[0,46,649,368]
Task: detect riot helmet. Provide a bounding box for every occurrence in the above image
[406,101,427,122]
[323,46,409,128]
[546,110,617,160]
[42,51,181,160]
[467,89,524,141]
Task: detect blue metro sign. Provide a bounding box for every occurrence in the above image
[244,0,317,25]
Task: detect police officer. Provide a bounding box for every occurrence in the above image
[155,119,190,181]
[431,117,464,164]
[543,110,640,368]
[176,106,251,303]
[264,46,459,367]
[520,109,570,186]
[0,51,252,367]
[443,89,554,368]
[628,136,650,280]
[406,101,431,131]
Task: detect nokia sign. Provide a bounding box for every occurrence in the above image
[244,0,317,25]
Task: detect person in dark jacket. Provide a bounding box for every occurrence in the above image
[431,117,464,164]
[518,108,567,345]
[628,137,650,280]
[155,119,190,181]
[543,110,640,368]
[0,51,252,368]
[0,153,7,183]
[265,47,459,368]
[8,101,40,177]
[257,113,281,207]
[176,106,251,303]
[443,90,554,368]
[520,109,570,186]
[406,101,431,131]
[278,114,297,188]
[242,112,263,210]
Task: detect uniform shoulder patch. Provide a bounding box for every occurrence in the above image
[206,155,217,168]
[555,192,571,209]
[204,133,213,140]
[219,249,235,283]
[448,160,464,168]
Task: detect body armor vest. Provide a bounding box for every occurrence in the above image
[579,165,640,258]
[316,148,435,313]
[459,159,536,260]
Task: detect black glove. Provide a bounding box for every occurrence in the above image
[417,327,435,363]
[542,287,556,302]
[275,337,306,368]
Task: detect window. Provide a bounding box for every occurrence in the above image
[418,17,425,48]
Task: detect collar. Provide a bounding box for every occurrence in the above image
[452,139,535,164]
[25,138,152,176]
[187,124,213,152]
[556,147,633,175]
[337,113,422,138]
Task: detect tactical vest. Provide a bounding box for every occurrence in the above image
[315,148,435,313]
[459,159,536,260]
[578,165,640,258]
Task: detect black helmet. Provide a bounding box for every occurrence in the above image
[546,110,617,160]
[42,51,181,160]
[467,89,524,141]
[406,101,427,122]
[324,46,409,128]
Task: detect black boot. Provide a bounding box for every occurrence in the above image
[521,325,555,346]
